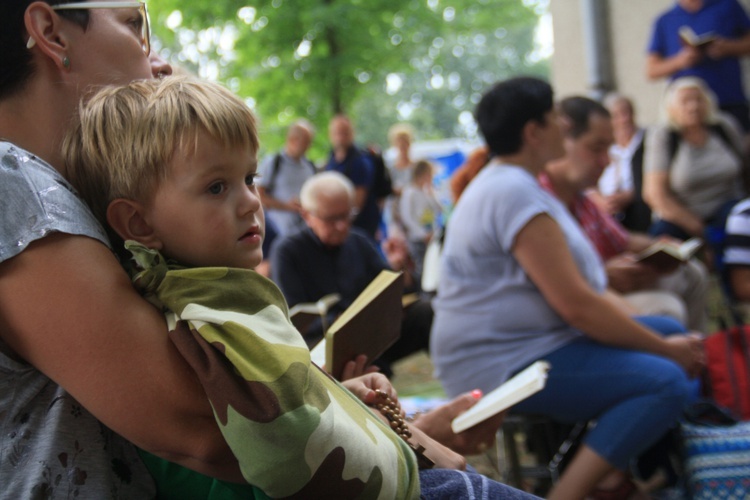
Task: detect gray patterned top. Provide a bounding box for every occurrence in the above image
[0,141,155,498]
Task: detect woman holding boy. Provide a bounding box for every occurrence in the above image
[0,1,530,497]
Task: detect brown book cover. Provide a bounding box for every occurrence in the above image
[633,237,702,268]
[324,270,404,379]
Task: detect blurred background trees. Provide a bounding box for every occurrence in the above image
[150,0,550,161]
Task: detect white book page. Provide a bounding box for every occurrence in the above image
[310,339,326,367]
[451,361,551,433]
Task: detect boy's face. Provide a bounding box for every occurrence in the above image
[145,129,264,269]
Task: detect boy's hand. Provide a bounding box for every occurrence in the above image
[339,354,380,381]
[341,372,398,406]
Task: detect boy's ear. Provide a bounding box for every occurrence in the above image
[106,199,163,249]
[25,2,74,72]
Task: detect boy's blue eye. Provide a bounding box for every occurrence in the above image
[208,183,225,195]
[245,174,258,186]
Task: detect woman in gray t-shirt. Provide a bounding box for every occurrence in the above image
[644,76,745,241]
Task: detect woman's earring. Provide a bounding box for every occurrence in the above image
[62,56,70,69]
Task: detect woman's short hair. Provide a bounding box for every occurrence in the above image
[602,92,634,115]
[475,76,554,156]
[558,96,610,139]
[64,76,259,229]
[662,76,719,127]
[388,123,415,146]
[1,1,89,98]
[300,172,355,213]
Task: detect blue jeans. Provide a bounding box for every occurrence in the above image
[512,316,698,470]
[420,466,541,499]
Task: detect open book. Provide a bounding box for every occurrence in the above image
[679,26,716,50]
[313,270,404,379]
[451,361,551,434]
[633,237,702,268]
[288,293,341,334]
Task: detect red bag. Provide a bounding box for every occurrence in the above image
[703,322,750,420]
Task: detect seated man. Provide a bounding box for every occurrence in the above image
[542,96,709,331]
[272,171,432,376]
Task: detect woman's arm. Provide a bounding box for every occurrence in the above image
[643,170,705,236]
[0,233,244,482]
[512,214,703,375]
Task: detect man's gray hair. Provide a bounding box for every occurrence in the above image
[288,118,315,139]
[300,171,355,212]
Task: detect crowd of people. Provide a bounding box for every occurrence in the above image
[3,0,750,499]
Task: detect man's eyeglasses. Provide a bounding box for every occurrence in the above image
[28,2,150,56]
[312,209,359,225]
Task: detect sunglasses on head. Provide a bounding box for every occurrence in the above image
[27,2,150,56]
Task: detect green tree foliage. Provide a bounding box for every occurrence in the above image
[149,0,549,160]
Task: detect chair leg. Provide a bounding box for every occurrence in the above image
[548,421,588,483]
[495,416,590,495]
[496,424,524,488]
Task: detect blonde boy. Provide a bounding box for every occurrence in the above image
[63,76,422,499]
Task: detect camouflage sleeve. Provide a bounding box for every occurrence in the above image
[126,242,420,499]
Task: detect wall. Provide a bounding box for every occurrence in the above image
[549,0,750,126]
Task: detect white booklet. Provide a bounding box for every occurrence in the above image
[451,360,551,433]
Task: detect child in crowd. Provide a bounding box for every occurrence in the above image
[399,159,443,276]
[62,76,537,500]
[63,76,452,499]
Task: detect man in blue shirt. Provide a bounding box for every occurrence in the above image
[325,114,382,240]
[646,0,750,130]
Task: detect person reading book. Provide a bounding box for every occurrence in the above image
[63,76,534,499]
[431,76,704,500]
[646,0,750,132]
[271,171,432,377]
[542,95,709,331]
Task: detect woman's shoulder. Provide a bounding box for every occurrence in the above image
[0,141,109,262]
[473,164,545,201]
[456,164,551,220]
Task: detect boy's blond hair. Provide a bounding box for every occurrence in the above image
[64,76,259,231]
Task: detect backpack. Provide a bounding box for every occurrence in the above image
[703,308,750,420]
[362,146,393,200]
[265,153,317,196]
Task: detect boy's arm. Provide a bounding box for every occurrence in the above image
[0,233,244,482]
